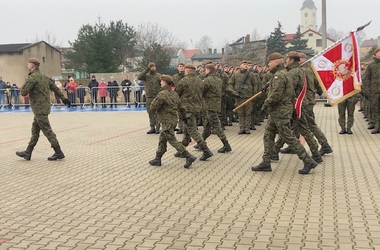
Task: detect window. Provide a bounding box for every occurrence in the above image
[305,13,308,17]
[316,39,322,47]
[308,33,313,37]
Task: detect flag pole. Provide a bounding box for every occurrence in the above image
[301,21,371,66]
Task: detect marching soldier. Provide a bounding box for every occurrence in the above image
[172,62,185,134]
[251,53,318,174]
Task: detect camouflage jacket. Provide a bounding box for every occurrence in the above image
[138,69,161,98]
[175,74,204,114]
[262,65,294,119]
[172,72,185,87]
[286,62,308,106]
[363,57,380,94]
[21,68,66,115]
[151,85,182,130]
[202,72,223,112]
[216,70,229,96]
[226,69,258,98]
[301,63,323,105]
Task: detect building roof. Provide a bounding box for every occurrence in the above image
[0,43,31,53]
[183,49,200,59]
[361,38,378,47]
[284,29,335,43]
[301,0,316,10]
[284,34,295,42]
[191,53,222,60]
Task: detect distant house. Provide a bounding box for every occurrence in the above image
[183,49,200,64]
[227,34,266,66]
[167,48,185,68]
[284,29,335,54]
[360,38,379,58]
[191,49,224,67]
[0,41,61,85]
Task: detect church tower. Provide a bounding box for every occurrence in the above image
[300,0,318,32]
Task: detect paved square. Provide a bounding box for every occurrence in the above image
[1,102,379,249]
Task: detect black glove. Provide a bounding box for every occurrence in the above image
[182,118,188,124]
[261,82,270,92]
[360,92,368,99]
[62,98,71,107]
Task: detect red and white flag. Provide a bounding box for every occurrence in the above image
[310,31,361,105]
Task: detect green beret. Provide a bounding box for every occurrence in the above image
[240,60,248,65]
[267,53,283,61]
[298,52,307,59]
[185,64,196,70]
[374,48,380,55]
[205,63,215,70]
[28,57,40,66]
[161,75,174,84]
[287,51,300,58]
[148,62,156,68]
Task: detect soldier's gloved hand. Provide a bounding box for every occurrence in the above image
[182,118,188,124]
[62,98,71,107]
[261,82,270,92]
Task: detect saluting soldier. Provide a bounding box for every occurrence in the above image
[149,75,197,168]
[16,58,71,161]
[252,53,318,174]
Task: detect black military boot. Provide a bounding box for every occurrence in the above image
[183,151,197,168]
[155,125,161,134]
[199,145,213,161]
[146,126,156,134]
[299,159,318,174]
[149,154,162,166]
[16,145,34,160]
[250,124,256,130]
[312,155,323,163]
[251,162,272,172]
[319,145,333,156]
[367,125,375,130]
[48,146,65,161]
[271,152,279,161]
[371,127,380,134]
[217,140,232,153]
[280,146,297,154]
[193,144,201,150]
[346,127,353,134]
[339,127,346,134]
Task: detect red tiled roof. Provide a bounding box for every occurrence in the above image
[284,34,295,41]
[183,49,200,59]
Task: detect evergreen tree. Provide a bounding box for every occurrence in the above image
[140,43,171,72]
[288,25,310,51]
[266,22,287,59]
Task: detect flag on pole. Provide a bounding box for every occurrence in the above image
[310,31,361,105]
[294,73,307,118]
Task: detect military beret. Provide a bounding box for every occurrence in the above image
[267,53,283,61]
[178,62,185,66]
[240,60,248,65]
[161,75,174,84]
[148,62,156,68]
[247,61,253,64]
[205,63,215,70]
[298,52,307,59]
[287,51,300,58]
[204,60,213,65]
[28,57,40,66]
[374,48,380,55]
[185,64,196,70]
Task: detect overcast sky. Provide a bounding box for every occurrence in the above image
[1,0,378,50]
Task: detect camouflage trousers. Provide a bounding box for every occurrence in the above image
[220,95,229,125]
[202,110,227,142]
[338,95,359,128]
[303,104,329,148]
[274,108,320,157]
[236,98,252,131]
[370,93,380,128]
[251,98,261,124]
[156,122,186,156]
[262,116,312,165]
[28,114,60,148]
[181,113,206,148]
[146,97,159,129]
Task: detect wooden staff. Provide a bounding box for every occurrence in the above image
[233,91,263,112]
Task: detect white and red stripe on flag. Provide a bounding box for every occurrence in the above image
[311,31,361,105]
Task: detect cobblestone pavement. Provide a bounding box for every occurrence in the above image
[1,102,379,250]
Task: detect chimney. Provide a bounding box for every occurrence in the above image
[208,48,212,54]
[214,49,217,54]
[222,48,225,62]
[245,34,250,43]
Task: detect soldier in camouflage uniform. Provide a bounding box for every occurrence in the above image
[363,48,380,134]
[172,63,185,134]
[251,53,318,174]
[195,63,232,153]
[338,95,360,134]
[226,61,259,134]
[138,62,161,134]
[148,75,197,168]
[273,52,323,163]
[175,64,213,161]
[16,58,71,161]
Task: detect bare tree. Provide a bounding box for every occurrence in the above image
[251,28,262,41]
[195,35,213,54]
[32,30,63,47]
[136,22,183,49]
[356,30,367,46]
[327,28,345,41]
